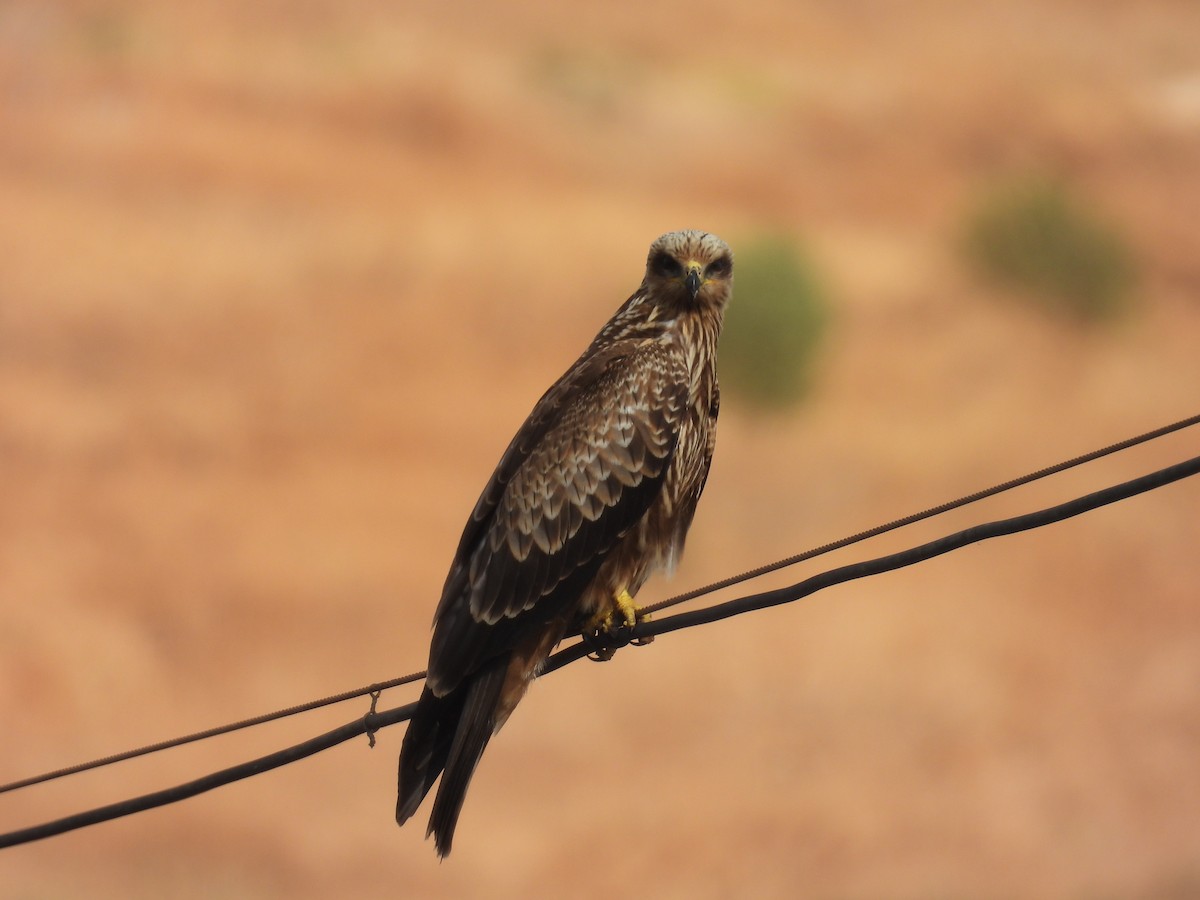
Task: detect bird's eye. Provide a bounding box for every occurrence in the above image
[705,257,731,278]
[651,252,684,279]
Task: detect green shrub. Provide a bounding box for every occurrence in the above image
[963,176,1136,322]
[720,234,830,410]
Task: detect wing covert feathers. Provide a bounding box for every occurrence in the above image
[425,341,688,697]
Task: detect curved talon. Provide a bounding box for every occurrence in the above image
[631,626,654,647]
[582,621,633,661]
[581,627,622,662]
[581,588,656,660]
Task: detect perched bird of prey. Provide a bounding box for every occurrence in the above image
[396,230,733,857]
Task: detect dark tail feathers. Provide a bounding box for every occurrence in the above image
[396,660,508,857]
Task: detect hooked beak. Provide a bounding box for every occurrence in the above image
[684,263,703,299]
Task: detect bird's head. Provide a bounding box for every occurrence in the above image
[643,230,733,314]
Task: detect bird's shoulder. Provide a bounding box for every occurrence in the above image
[460,335,681,537]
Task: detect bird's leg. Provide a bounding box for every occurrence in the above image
[613,588,655,647]
[583,588,654,661]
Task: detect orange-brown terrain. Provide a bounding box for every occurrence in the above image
[2,1,1199,896]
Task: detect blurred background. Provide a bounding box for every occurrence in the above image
[2,1,1199,896]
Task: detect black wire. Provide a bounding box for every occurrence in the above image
[7,413,1193,799]
[0,702,415,850]
[0,672,428,796]
[626,452,1200,640]
[3,452,1195,850]
[641,411,1200,617]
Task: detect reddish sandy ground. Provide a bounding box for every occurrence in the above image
[2,1,1199,897]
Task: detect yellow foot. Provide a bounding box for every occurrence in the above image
[615,589,655,647]
[613,588,639,629]
[584,589,655,661]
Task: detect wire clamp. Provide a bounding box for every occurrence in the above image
[363,687,382,749]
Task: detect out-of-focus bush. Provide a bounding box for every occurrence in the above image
[720,234,830,411]
[962,176,1137,322]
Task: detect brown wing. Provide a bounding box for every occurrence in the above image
[424,338,688,696]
